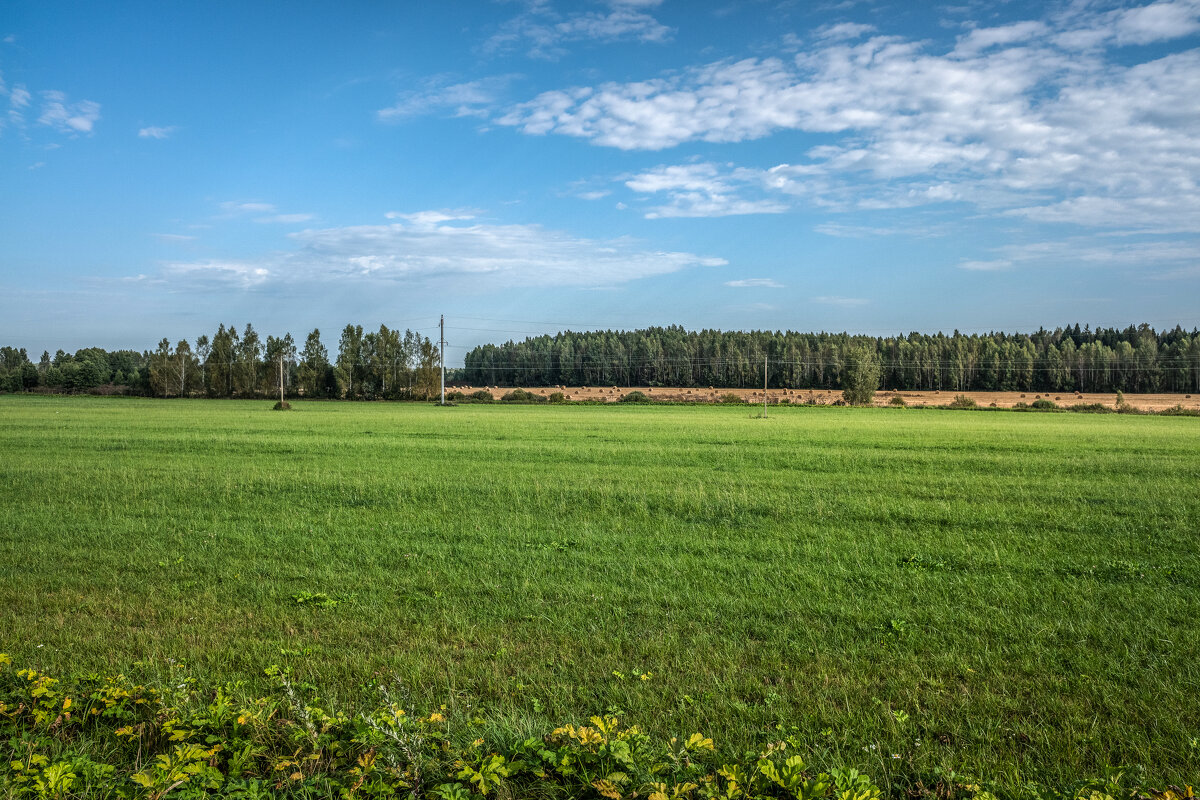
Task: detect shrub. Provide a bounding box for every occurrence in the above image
[500,388,546,403]
[1030,398,1057,410]
[947,394,977,409]
[619,390,650,403]
[272,400,292,411]
[719,393,744,404]
[1159,404,1200,417]
[547,391,566,404]
[469,389,495,403]
[888,395,907,407]
[1069,403,1114,414]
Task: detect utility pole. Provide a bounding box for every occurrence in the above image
[279,353,285,405]
[763,355,768,418]
[439,314,446,405]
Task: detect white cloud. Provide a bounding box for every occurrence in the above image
[953,21,1048,56]
[37,90,100,134]
[378,76,514,121]
[813,295,869,306]
[990,237,1200,276]
[485,4,671,59]
[813,222,946,237]
[384,210,477,226]
[220,201,277,215]
[150,233,197,242]
[9,85,30,109]
[644,193,789,219]
[147,213,726,291]
[1114,0,1200,45]
[138,125,176,139]
[813,22,876,41]
[625,162,789,218]
[158,262,272,290]
[501,10,1200,231]
[625,163,729,193]
[726,278,784,288]
[257,213,315,224]
[957,259,1012,271]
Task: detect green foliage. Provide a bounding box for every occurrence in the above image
[1068,403,1114,413]
[619,390,650,403]
[500,388,548,403]
[0,654,886,800]
[888,395,907,407]
[448,389,497,403]
[464,322,1200,394]
[1030,398,1058,410]
[1,653,1184,800]
[1159,404,1200,416]
[947,395,978,409]
[548,391,566,404]
[291,591,341,608]
[841,345,881,405]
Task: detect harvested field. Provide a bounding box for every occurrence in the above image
[455,385,1200,410]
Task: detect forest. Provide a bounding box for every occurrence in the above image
[3,322,1199,397]
[464,323,1200,394]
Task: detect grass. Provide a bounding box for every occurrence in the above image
[1,395,1199,790]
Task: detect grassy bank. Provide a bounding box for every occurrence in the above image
[1,396,1198,792]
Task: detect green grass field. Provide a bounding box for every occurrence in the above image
[1,395,1198,789]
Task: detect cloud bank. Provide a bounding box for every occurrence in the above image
[498,2,1200,232]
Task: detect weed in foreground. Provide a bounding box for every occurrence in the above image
[1,654,1190,800]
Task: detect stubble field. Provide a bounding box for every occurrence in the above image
[1,395,1198,788]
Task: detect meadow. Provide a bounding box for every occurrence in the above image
[1,395,1198,792]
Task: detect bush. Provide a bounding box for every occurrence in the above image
[1030,398,1057,410]
[500,388,546,403]
[619,390,650,403]
[719,393,744,404]
[888,395,907,407]
[1159,404,1200,416]
[272,400,292,411]
[947,394,977,409]
[547,391,566,404]
[1069,403,1114,414]
[468,389,495,403]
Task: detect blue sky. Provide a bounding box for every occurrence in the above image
[2,0,1199,363]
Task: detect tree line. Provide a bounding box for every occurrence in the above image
[463,323,1200,394]
[0,323,442,399]
[5,322,1199,398]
